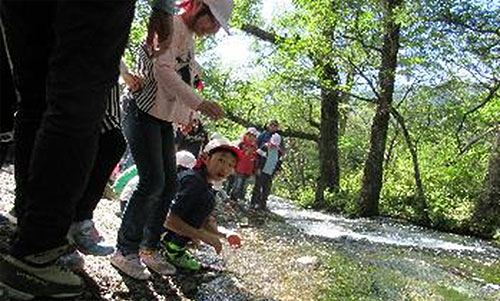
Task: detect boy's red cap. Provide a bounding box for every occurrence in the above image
[211,144,243,162]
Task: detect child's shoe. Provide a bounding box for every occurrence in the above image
[161,241,201,271]
[139,249,176,276]
[110,251,151,280]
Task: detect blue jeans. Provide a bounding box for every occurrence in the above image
[231,174,250,200]
[117,102,177,253]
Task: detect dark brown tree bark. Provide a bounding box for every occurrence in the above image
[315,65,340,206]
[358,0,403,217]
[240,23,341,207]
[470,129,500,238]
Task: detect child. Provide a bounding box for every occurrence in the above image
[161,137,242,271]
[112,0,232,280]
[230,127,259,201]
[114,150,197,217]
[250,133,283,211]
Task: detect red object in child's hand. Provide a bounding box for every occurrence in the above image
[227,233,241,249]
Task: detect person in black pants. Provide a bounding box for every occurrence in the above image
[0,31,16,167]
[0,1,175,299]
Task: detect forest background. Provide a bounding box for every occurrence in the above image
[126,0,500,241]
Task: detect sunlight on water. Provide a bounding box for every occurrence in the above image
[269,198,496,255]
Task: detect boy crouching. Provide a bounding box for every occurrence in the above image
[161,137,243,271]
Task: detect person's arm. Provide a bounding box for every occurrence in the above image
[154,50,222,120]
[119,60,141,92]
[165,212,222,253]
[202,215,242,248]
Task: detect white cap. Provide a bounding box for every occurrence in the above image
[202,0,234,34]
[209,132,224,141]
[203,136,242,160]
[203,136,231,153]
[270,133,281,146]
[246,127,259,136]
[176,150,196,169]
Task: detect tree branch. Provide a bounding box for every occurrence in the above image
[390,107,428,219]
[240,24,280,44]
[340,33,382,53]
[459,124,500,156]
[456,81,500,148]
[225,111,319,143]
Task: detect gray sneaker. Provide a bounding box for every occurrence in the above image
[0,247,84,300]
[140,249,176,276]
[110,251,151,280]
[69,220,113,256]
[57,251,85,271]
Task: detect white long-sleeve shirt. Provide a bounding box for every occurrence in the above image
[132,17,202,125]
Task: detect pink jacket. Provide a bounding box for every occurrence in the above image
[149,17,202,125]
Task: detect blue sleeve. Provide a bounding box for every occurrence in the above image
[257,133,265,148]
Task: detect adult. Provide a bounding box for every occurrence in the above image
[0,0,175,299]
[112,0,230,280]
[0,34,15,167]
[257,119,283,148]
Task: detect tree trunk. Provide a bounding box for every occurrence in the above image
[358,0,402,217]
[315,65,340,207]
[391,108,430,225]
[470,129,500,238]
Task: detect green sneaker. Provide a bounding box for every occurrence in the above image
[162,241,201,271]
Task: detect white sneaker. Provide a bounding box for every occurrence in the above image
[110,251,150,280]
[140,249,176,276]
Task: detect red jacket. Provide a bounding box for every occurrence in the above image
[235,137,257,176]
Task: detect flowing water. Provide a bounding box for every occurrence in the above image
[266,197,500,300]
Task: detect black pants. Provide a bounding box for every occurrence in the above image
[0,0,134,257]
[0,31,16,166]
[0,32,15,134]
[74,128,126,222]
[251,173,273,209]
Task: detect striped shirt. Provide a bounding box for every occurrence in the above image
[127,17,203,125]
[101,84,121,133]
[129,44,158,114]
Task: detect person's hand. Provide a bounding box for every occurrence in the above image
[146,8,174,57]
[227,232,242,249]
[201,232,222,254]
[197,100,224,120]
[122,72,142,92]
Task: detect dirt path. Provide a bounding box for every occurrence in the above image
[1,165,499,300]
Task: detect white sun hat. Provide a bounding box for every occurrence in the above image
[202,0,234,34]
[203,136,242,161]
[270,133,281,146]
[246,127,259,136]
[176,150,196,169]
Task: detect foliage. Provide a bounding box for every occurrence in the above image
[126,0,500,237]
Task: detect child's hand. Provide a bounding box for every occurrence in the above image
[122,72,142,92]
[227,232,242,249]
[202,232,222,254]
[197,100,224,120]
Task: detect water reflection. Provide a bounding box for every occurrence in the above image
[268,197,500,257]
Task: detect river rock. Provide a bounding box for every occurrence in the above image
[296,256,319,268]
